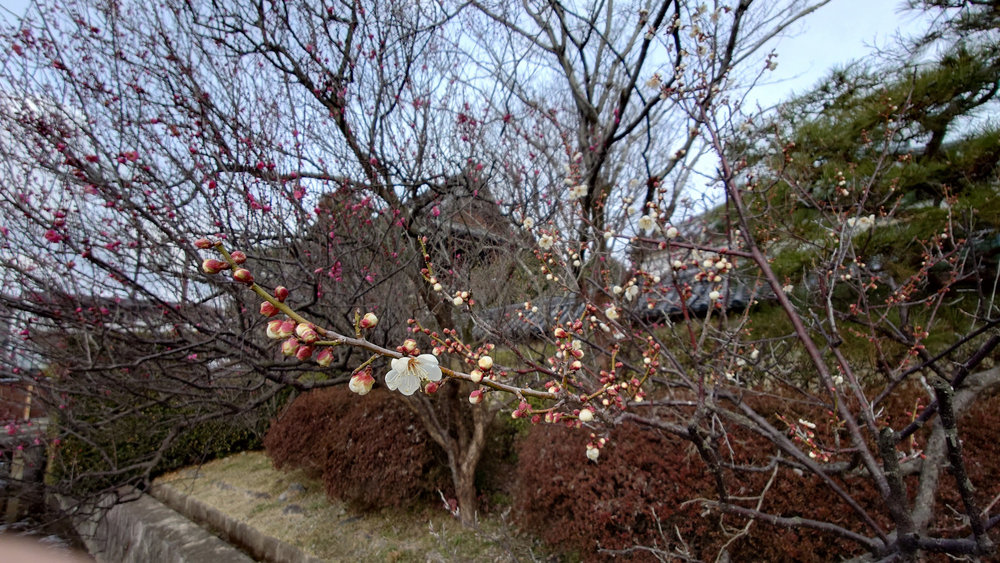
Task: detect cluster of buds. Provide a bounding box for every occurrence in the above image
[585,436,607,461]
[197,241,345,372]
[267,319,296,339]
[398,338,419,355]
[510,400,531,419]
[694,255,733,283]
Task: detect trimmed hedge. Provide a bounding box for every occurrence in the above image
[264,387,449,511]
[513,389,1000,561]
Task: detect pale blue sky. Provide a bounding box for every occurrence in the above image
[752,0,930,107]
[2,0,929,107]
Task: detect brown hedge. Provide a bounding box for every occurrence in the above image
[264,387,448,511]
[514,389,1000,561]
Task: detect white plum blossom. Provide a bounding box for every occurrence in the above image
[624,285,639,302]
[586,444,600,461]
[605,306,620,321]
[579,408,594,422]
[846,214,876,233]
[538,234,555,250]
[569,183,588,200]
[665,226,679,239]
[522,217,535,230]
[385,354,442,396]
[637,213,657,234]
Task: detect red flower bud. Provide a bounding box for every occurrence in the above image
[553,327,568,339]
[469,389,484,404]
[201,259,230,274]
[232,268,254,285]
[424,381,439,394]
[260,302,279,317]
[266,320,284,339]
[281,338,300,357]
[360,312,379,329]
[295,322,319,344]
[295,345,314,361]
[315,348,334,367]
[349,370,375,395]
[230,250,247,264]
[274,286,289,302]
[277,320,296,339]
[194,238,213,249]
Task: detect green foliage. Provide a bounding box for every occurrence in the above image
[49,402,267,495]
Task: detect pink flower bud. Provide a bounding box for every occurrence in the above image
[360,312,379,329]
[315,348,334,367]
[402,339,418,354]
[274,286,289,302]
[579,408,594,422]
[478,356,494,370]
[295,323,319,344]
[569,360,582,371]
[295,345,314,361]
[230,250,247,264]
[201,259,230,274]
[281,338,300,357]
[260,302,279,317]
[266,320,284,339]
[232,268,254,285]
[469,369,483,383]
[349,370,375,395]
[277,320,296,339]
[194,238,213,249]
[469,389,484,404]
[554,327,568,339]
[424,381,439,394]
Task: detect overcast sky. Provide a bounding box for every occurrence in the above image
[1,0,930,107]
[751,0,931,107]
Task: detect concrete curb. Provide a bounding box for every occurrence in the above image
[152,482,326,563]
[56,491,254,563]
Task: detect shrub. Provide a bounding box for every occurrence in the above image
[50,403,267,495]
[265,387,448,511]
[514,388,1000,561]
[514,421,720,560]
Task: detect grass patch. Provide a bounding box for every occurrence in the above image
[156,451,549,562]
